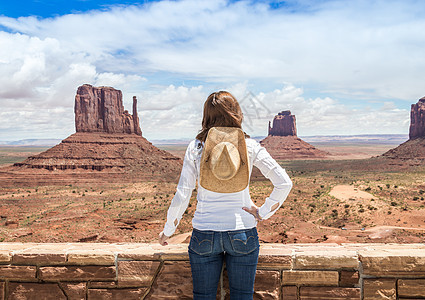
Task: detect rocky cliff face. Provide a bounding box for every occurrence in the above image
[268,111,297,136]
[409,97,425,139]
[75,84,142,136]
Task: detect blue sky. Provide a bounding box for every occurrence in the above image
[0,0,159,18]
[0,0,424,141]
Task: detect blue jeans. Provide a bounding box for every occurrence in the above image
[188,227,260,300]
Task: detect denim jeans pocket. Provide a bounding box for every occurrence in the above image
[189,229,214,255]
[228,228,259,255]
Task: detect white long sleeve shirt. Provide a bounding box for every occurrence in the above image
[162,138,293,237]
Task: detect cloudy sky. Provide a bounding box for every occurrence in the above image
[0,0,423,141]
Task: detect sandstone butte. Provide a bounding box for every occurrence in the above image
[382,96,425,162]
[75,84,143,136]
[260,110,329,159]
[1,84,182,185]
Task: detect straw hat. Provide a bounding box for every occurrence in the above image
[199,127,249,193]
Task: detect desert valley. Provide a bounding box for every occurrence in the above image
[0,86,424,245]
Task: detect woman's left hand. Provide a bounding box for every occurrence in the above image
[158,231,170,246]
[243,205,262,222]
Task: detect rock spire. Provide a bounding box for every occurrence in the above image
[409,97,425,140]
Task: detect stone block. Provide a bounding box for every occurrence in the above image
[254,270,280,299]
[398,279,425,298]
[282,286,297,300]
[12,252,66,265]
[0,265,36,280]
[39,266,116,281]
[59,282,87,300]
[282,271,339,286]
[300,287,360,299]
[359,249,425,276]
[339,271,359,287]
[151,244,190,261]
[294,250,358,269]
[258,247,292,269]
[146,261,193,299]
[0,252,11,263]
[118,244,189,261]
[67,250,115,265]
[0,282,4,300]
[363,278,396,300]
[89,281,117,288]
[66,243,121,251]
[0,244,30,251]
[23,243,73,251]
[8,282,66,300]
[117,245,160,260]
[117,260,160,287]
[88,288,147,299]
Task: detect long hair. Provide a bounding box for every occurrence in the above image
[196,91,249,142]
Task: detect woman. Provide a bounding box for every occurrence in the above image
[159,91,292,299]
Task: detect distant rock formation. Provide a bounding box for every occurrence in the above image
[268,111,297,136]
[409,97,425,139]
[75,84,142,136]
[261,111,329,159]
[382,96,425,162]
[6,84,182,184]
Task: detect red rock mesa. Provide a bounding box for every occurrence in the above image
[261,111,328,159]
[6,85,182,184]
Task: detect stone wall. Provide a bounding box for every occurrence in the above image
[0,243,424,299]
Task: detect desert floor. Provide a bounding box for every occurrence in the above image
[0,142,424,244]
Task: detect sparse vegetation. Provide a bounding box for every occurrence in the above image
[0,145,424,244]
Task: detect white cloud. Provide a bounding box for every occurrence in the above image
[0,31,150,140]
[226,84,410,137]
[1,0,424,98]
[0,0,422,140]
[138,85,206,139]
[138,83,410,140]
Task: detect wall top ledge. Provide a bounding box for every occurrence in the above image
[1,242,424,256]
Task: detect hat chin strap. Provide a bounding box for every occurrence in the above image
[211,143,240,180]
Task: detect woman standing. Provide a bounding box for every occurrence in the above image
[159,91,292,299]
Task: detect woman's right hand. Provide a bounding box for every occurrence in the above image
[242,205,263,222]
[158,231,170,246]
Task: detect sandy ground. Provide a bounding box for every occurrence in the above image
[315,145,398,160]
[329,185,376,201]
